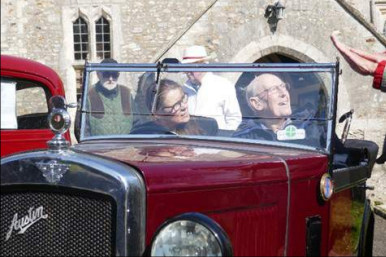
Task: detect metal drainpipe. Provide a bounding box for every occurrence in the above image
[151,0,219,63]
[370,0,374,24]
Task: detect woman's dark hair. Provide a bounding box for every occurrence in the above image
[144,79,204,135]
[145,79,182,113]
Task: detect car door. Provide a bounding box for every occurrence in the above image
[328,138,378,256]
[1,77,55,157]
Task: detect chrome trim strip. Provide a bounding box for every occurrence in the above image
[79,64,90,142]
[275,156,291,257]
[326,120,333,155]
[86,66,335,73]
[333,164,369,192]
[79,134,328,154]
[85,62,336,72]
[326,69,337,155]
[1,150,146,256]
[327,60,340,159]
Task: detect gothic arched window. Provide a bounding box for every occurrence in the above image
[95,17,111,59]
[73,17,89,60]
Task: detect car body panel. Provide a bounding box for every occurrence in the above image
[1,130,57,157]
[286,159,330,256]
[74,139,329,256]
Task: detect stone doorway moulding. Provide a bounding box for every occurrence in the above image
[230,35,326,64]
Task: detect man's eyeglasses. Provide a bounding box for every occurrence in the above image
[101,72,119,79]
[162,94,188,114]
[255,83,290,99]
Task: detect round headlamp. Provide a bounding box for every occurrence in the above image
[150,213,232,257]
[320,173,334,201]
[47,96,71,135]
[46,96,71,150]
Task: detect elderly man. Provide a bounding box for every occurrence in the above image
[182,45,242,130]
[85,58,134,136]
[233,73,293,140]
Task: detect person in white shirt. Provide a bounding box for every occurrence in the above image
[181,45,242,130]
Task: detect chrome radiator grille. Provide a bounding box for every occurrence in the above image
[1,189,115,256]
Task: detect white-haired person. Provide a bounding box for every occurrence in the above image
[181,45,242,131]
[233,73,293,140]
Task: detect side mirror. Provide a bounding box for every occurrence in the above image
[49,96,78,110]
[339,109,354,144]
[49,96,67,110]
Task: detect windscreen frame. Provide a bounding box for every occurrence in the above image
[79,62,338,154]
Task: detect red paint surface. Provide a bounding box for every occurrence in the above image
[285,157,330,256]
[1,55,69,157]
[78,140,330,256]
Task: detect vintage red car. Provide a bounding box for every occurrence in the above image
[0,55,70,157]
[1,61,378,256]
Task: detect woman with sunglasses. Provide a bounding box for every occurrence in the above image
[131,79,217,135]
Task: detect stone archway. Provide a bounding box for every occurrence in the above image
[256,52,301,63]
[230,35,328,64]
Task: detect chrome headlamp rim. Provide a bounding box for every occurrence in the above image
[48,108,71,135]
[149,212,233,257]
[320,173,334,201]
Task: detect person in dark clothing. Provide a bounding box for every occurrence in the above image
[234,73,292,139]
[331,32,386,164]
[134,72,156,124]
[233,73,322,146]
[130,79,218,136]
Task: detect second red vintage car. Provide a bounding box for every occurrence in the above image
[0,55,70,157]
[1,61,379,256]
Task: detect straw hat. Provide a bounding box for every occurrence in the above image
[181,45,215,64]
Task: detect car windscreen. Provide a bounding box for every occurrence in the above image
[79,63,336,153]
